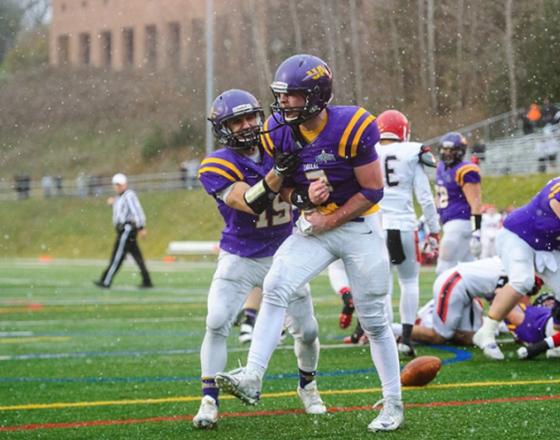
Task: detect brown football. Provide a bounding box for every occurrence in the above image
[400,355,442,386]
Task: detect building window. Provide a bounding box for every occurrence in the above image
[79,33,91,65]
[100,31,112,68]
[145,25,157,68]
[57,35,70,65]
[122,27,134,67]
[61,3,67,12]
[81,0,88,8]
[167,22,181,69]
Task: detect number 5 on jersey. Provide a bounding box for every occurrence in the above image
[256,196,291,228]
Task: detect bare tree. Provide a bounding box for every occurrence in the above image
[331,1,348,102]
[319,0,337,77]
[456,0,465,110]
[21,0,50,28]
[288,0,302,53]
[388,3,404,102]
[417,0,428,93]
[248,0,272,99]
[349,0,362,105]
[426,0,438,112]
[504,0,517,116]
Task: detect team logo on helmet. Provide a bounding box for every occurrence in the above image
[304,65,331,81]
[270,54,333,127]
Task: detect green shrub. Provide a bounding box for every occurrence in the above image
[142,126,166,160]
[2,27,48,73]
[169,119,204,149]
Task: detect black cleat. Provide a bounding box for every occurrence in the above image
[93,280,110,289]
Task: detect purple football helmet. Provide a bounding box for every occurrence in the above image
[439,131,467,166]
[208,89,264,150]
[270,54,333,126]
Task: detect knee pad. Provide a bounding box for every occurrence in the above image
[355,294,387,326]
[205,308,234,338]
[363,325,389,338]
[298,319,319,344]
[262,270,295,308]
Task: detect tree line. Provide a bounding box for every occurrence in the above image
[1,0,559,139]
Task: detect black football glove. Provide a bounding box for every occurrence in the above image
[274,151,299,177]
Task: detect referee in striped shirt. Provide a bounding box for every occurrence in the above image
[94,173,153,289]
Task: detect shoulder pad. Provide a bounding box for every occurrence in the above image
[419,145,437,167]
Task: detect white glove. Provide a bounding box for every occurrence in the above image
[470,230,482,258]
[296,214,314,235]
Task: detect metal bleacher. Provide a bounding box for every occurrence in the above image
[424,108,560,176]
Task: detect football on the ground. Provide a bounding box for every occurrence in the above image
[400,355,441,386]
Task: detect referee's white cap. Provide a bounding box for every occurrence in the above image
[112,173,127,185]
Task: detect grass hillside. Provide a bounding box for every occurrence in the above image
[0,68,206,181]
[0,190,222,259]
[0,173,555,259]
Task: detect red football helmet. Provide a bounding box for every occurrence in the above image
[377,109,410,142]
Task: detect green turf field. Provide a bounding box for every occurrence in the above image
[0,260,558,439]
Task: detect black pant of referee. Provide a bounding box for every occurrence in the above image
[96,223,153,288]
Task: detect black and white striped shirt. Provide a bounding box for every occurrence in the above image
[112,189,146,228]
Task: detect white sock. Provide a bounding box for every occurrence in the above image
[246,301,286,378]
[483,317,500,335]
[368,325,401,400]
[200,331,227,377]
[399,278,419,325]
[294,338,320,373]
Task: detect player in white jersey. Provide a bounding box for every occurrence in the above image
[331,110,440,355]
[402,257,504,345]
[393,257,544,346]
[375,110,440,356]
[480,204,503,258]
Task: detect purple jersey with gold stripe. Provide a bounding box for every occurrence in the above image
[435,161,481,224]
[261,106,380,212]
[503,177,560,251]
[198,147,293,258]
[507,304,551,343]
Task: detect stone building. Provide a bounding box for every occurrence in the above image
[49,0,209,70]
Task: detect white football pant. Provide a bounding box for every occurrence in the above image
[496,228,560,298]
[247,214,402,400]
[200,250,318,378]
[436,219,474,275]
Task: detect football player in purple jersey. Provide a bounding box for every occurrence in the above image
[216,55,403,432]
[474,177,560,360]
[435,132,483,275]
[193,89,325,429]
[508,293,560,359]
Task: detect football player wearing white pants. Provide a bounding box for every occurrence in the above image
[216,54,403,432]
[194,89,324,429]
[393,257,550,351]
[435,132,483,275]
[375,110,440,356]
[328,110,441,356]
[396,257,503,346]
[474,178,560,360]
